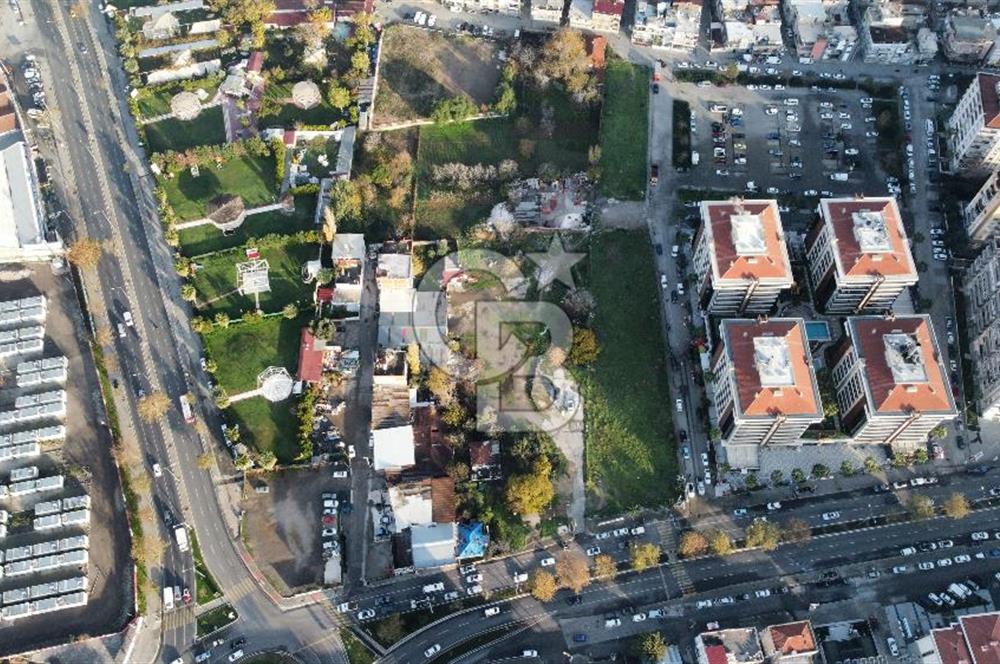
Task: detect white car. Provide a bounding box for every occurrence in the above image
[484,606,501,617]
[586,546,601,556]
[767,502,782,511]
[152,463,163,478]
[466,585,482,596]
[972,531,991,541]
[765,107,778,116]
[821,512,840,521]
[631,526,646,536]
[228,652,244,663]
[697,480,706,496]
[675,398,684,413]
[612,528,629,537]
[632,612,647,623]
[900,547,916,556]
[443,591,459,601]
[660,275,668,290]
[424,644,441,658]
[696,599,712,609]
[954,554,972,564]
[348,445,356,460]
[605,617,621,628]
[918,561,935,570]
[123,311,134,327]
[357,609,375,620]
[754,589,771,598]
[426,13,436,27]
[466,573,483,584]
[937,558,953,567]
[887,637,899,657]
[540,556,556,567]
[522,651,538,658]
[892,565,908,574]
[459,564,477,575]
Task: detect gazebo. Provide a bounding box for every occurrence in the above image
[291,80,322,110]
[170,90,202,120]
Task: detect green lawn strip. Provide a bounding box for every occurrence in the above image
[672,99,692,169]
[161,154,277,221]
[189,531,221,605]
[202,314,306,394]
[227,395,300,463]
[341,628,376,664]
[144,106,227,154]
[136,77,223,119]
[196,603,238,637]
[190,238,317,317]
[179,196,317,257]
[581,230,676,513]
[599,59,650,200]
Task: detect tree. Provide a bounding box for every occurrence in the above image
[569,327,600,365]
[891,452,909,468]
[811,463,830,479]
[213,312,231,329]
[214,386,231,409]
[630,542,661,571]
[592,554,616,578]
[430,95,479,124]
[864,456,880,474]
[745,519,781,551]
[782,518,811,544]
[347,11,375,49]
[66,238,103,269]
[505,457,554,515]
[840,460,855,477]
[556,554,590,594]
[791,468,806,484]
[294,8,331,49]
[282,303,299,319]
[529,570,557,602]
[635,632,668,663]
[770,469,784,486]
[327,179,362,225]
[928,424,948,440]
[406,343,421,378]
[349,50,370,80]
[913,448,929,464]
[196,453,213,470]
[943,492,970,519]
[536,28,592,97]
[708,530,733,556]
[205,358,218,374]
[326,80,351,110]
[257,450,278,471]
[180,284,197,303]
[234,453,253,471]
[137,391,171,423]
[907,494,936,520]
[210,0,275,47]
[745,472,759,490]
[427,367,455,405]
[678,530,708,558]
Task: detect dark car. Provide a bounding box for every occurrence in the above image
[655,244,663,256]
[679,429,688,442]
[566,594,582,605]
[231,638,246,649]
[652,83,660,94]
[573,634,588,643]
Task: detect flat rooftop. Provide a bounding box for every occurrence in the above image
[0,133,46,251]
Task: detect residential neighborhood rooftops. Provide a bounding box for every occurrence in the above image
[372,425,415,471]
[958,611,1000,663]
[818,197,916,280]
[978,72,1000,129]
[719,319,822,418]
[411,522,457,569]
[700,199,792,283]
[697,627,764,664]
[932,625,974,664]
[296,327,324,383]
[761,620,817,657]
[846,315,956,415]
[377,253,413,282]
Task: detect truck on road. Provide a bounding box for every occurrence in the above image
[174,525,189,553]
[163,586,174,611]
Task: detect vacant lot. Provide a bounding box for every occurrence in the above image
[202,314,304,394]
[144,106,227,154]
[579,230,676,513]
[189,236,316,317]
[161,154,276,221]
[228,395,300,463]
[179,196,316,257]
[242,468,347,592]
[415,93,596,238]
[373,25,502,127]
[599,59,649,200]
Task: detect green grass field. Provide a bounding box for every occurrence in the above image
[179,196,316,257]
[227,395,300,463]
[415,96,595,238]
[259,82,349,128]
[202,314,304,394]
[190,237,316,317]
[144,106,227,154]
[161,154,276,221]
[579,230,676,513]
[599,59,649,200]
[136,77,222,119]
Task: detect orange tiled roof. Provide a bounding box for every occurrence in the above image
[820,197,916,280]
[703,200,792,283]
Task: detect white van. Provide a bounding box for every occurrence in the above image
[422,582,444,593]
[783,98,799,106]
[163,586,175,611]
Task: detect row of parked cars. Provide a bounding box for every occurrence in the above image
[694,584,792,610]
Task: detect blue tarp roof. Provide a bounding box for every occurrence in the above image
[456,521,488,559]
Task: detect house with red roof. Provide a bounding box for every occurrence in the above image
[761,621,818,663]
[806,196,917,314]
[829,314,958,451]
[695,627,764,664]
[711,319,824,469]
[693,199,793,316]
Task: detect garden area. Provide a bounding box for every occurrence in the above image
[178,196,317,257]
[598,58,649,200]
[227,395,301,463]
[132,74,223,120]
[201,314,305,394]
[196,603,238,638]
[372,25,503,127]
[258,81,350,129]
[188,234,317,317]
[672,99,692,170]
[144,106,227,154]
[158,148,278,221]
[578,230,677,513]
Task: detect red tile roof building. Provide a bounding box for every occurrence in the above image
[712,319,823,467]
[960,612,1000,664]
[806,197,917,314]
[933,625,975,664]
[296,327,325,383]
[947,72,1000,176]
[830,315,957,451]
[695,627,764,664]
[693,199,793,315]
[761,621,818,663]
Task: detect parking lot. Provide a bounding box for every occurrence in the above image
[676,83,894,230]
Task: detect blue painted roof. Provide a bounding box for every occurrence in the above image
[456,522,488,559]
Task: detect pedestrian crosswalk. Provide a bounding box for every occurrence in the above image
[225,576,257,602]
[163,605,194,632]
[652,520,695,595]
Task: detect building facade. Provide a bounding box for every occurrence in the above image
[632,0,702,51]
[693,199,794,316]
[947,72,1000,176]
[712,319,824,469]
[806,197,917,314]
[963,170,1000,245]
[830,315,957,451]
[568,0,625,32]
[961,237,1000,419]
[531,0,564,24]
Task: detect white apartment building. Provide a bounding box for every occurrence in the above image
[712,319,824,470]
[692,199,794,316]
[631,0,702,51]
[947,72,1000,177]
[782,0,856,59]
[962,169,1000,244]
[806,197,917,314]
[961,237,1000,419]
[568,0,624,32]
[830,315,957,452]
[447,0,520,14]
[530,0,563,24]
[716,0,782,50]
